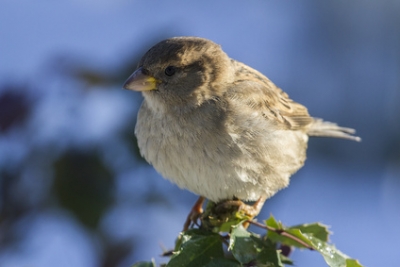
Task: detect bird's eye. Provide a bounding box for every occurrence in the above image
[164,66,176,76]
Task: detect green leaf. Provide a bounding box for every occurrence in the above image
[229,225,259,264]
[265,215,283,229]
[267,227,313,249]
[203,258,242,267]
[174,229,214,251]
[264,216,364,267]
[256,244,284,267]
[168,214,364,267]
[291,223,330,242]
[229,225,286,267]
[251,236,285,266]
[168,230,224,267]
[303,234,364,267]
[218,216,247,233]
[279,253,294,266]
[346,259,363,267]
[265,216,325,249]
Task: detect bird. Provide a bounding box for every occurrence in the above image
[123,36,360,230]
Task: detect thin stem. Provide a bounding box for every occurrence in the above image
[246,220,314,251]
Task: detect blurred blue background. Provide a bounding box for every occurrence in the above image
[0,1,399,266]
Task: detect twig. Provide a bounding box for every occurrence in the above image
[246,220,314,250]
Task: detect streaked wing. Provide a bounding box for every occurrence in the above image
[230,60,313,131]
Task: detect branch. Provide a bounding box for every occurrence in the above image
[246,220,314,250]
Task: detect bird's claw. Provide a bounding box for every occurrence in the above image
[183,196,205,231]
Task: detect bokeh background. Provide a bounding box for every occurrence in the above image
[1,1,399,266]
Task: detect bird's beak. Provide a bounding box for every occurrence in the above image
[123,67,160,91]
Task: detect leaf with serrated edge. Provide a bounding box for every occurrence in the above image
[303,234,364,267]
[168,232,224,267]
[279,253,293,266]
[267,227,313,249]
[250,233,285,267]
[229,225,259,264]
[174,229,212,252]
[264,217,364,267]
[218,217,247,233]
[171,215,364,267]
[265,215,282,229]
[256,245,284,267]
[291,223,331,242]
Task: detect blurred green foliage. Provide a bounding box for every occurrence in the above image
[53,149,114,228]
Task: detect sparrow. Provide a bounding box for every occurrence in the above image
[123,37,360,230]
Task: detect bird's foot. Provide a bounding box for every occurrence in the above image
[183,196,267,231]
[183,196,205,231]
[216,196,267,219]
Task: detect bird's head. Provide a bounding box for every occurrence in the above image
[123,37,234,113]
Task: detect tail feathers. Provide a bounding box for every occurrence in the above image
[307,118,361,142]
